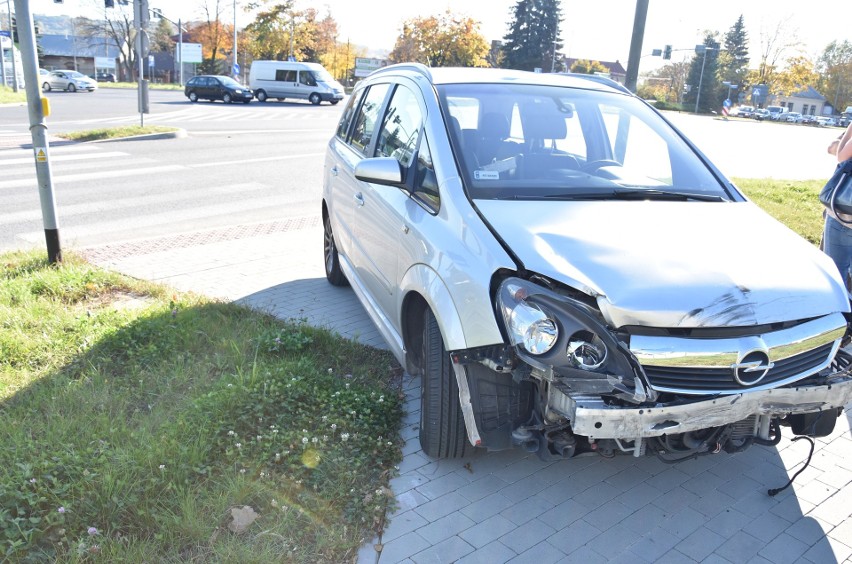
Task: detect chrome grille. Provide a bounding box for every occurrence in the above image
[643,342,835,393]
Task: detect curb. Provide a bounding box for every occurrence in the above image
[84,129,188,143]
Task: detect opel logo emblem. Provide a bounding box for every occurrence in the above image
[732,349,775,386]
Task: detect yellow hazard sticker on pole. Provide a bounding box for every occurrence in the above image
[35,147,47,163]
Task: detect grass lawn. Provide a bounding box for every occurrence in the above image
[0,176,828,560]
[0,253,403,562]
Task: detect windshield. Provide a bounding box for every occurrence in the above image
[312,69,335,83]
[67,71,87,78]
[438,83,731,201]
[219,76,243,88]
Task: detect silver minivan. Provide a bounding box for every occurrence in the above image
[249,60,344,105]
[322,63,852,463]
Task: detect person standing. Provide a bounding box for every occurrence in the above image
[824,123,852,292]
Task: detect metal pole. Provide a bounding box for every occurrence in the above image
[694,48,708,114]
[624,0,648,93]
[1,35,7,87]
[550,39,557,73]
[178,18,182,85]
[7,0,18,91]
[232,0,237,81]
[13,0,61,263]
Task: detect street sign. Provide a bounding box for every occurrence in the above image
[0,30,10,38]
[177,43,203,64]
[233,62,240,75]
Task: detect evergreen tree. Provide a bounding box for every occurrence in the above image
[684,33,721,113]
[718,15,749,104]
[501,0,562,72]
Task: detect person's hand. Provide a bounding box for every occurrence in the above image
[829,138,840,156]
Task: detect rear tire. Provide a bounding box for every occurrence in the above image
[188,91,198,103]
[323,214,347,286]
[419,309,470,458]
[42,82,51,92]
[223,93,232,104]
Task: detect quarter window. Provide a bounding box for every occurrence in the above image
[275,70,296,82]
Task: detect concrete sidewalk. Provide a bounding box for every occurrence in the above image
[78,218,852,564]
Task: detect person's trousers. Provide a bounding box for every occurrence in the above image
[824,214,852,290]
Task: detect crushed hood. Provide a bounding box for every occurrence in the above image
[475,200,849,328]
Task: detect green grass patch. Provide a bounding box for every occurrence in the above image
[57,126,180,142]
[735,177,825,245]
[0,85,27,104]
[0,251,403,562]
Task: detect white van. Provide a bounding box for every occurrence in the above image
[249,61,344,105]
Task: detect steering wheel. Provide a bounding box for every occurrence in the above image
[580,159,622,173]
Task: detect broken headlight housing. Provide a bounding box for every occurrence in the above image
[496,277,635,382]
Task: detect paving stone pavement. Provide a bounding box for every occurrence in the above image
[77,218,852,564]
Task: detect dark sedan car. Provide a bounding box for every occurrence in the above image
[184,75,253,104]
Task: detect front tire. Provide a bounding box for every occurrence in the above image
[67,83,76,93]
[256,90,267,102]
[419,309,470,458]
[309,93,322,105]
[323,214,347,286]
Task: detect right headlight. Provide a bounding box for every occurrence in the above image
[496,277,626,377]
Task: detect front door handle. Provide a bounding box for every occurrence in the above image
[354,193,365,207]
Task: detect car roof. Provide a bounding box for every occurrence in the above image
[368,63,632,95]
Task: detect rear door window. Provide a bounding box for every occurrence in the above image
[350,83,390,156]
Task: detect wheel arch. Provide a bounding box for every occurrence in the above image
[399,264,467,372]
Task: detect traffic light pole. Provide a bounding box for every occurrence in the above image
[13,0,61,263]
[7,0,19,91]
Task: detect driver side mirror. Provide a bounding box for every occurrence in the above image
[354,157,404,186]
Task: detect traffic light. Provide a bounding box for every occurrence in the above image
[105,0,114,7]
[663,45,672,60]
[11,16,16,43]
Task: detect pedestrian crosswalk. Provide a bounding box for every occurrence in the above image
[0,137,324,253]
[59,104,342,127]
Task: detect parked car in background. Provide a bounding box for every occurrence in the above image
[41,70,97,93]
[753,108,770,121]
[94,72,116,82]
[322,62,852,462]
[184,75,253,104]
[733,105,755,118]
[815,116,838,127]
[767,105,785,120]
[785,112,803,123]
[801,114,818,125]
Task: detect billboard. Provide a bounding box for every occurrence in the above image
[176,43,203,64]
[354,57,388,78]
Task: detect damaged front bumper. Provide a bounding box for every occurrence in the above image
[550,362,852,441]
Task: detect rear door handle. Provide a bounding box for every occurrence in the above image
[331,166,338,177]
[354,193,365,207]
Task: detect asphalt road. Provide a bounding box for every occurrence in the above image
[0,87,844,254]
[0,88,342,252]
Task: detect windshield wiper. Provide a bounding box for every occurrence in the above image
[496,189,727,202]
[561,189,726,202]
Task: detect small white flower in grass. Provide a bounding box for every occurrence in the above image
[341,433,350,442]
[328,368,333,373]
[227,384,233,388]
[378,395,384,403]
[159,465,165,470]
[240,468,246,474]
[228,430,235,436]
[302,437,309,444]
[29,478,36,484]
[312,437,318,443]
[256,435,262,442]
[235,443,242,449]
[275,453,281,461]
[57,507,66,514]
[322,415,328,421]
[331,423,337,430]
[87,527,98,536]
[345,383,350,389]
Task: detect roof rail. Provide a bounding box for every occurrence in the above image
[369,62,433,81]
[561,72,633,95]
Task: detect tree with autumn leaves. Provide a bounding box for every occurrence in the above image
[388,11,490,67]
